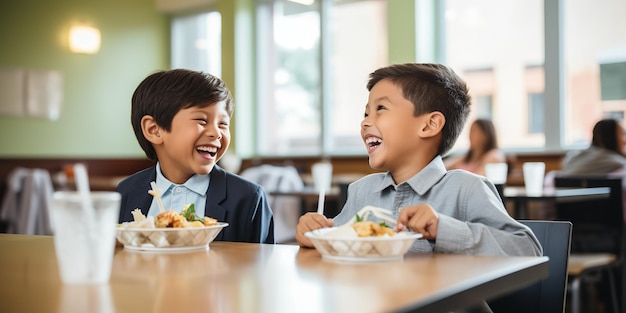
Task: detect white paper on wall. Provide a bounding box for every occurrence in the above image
[0,68,63,120]
[0,68,26,116]
[26,70,63,120]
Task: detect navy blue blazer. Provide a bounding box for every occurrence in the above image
[116,165,274,244]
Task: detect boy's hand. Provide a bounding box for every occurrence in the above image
[394,204,439,240]
[295,213,334,248]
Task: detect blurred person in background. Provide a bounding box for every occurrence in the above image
[543,118,626,219]
[560,118,626,176]
[445,118,506,176]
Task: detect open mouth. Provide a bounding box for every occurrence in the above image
[196,146,218,158]
[365,137,382,150]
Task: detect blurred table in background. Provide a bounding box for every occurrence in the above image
[503,186,610,219]
[269,186,341,217]
[60,176,126,191]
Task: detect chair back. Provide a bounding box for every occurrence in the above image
[240,164,304,243]
[553,175,624,255]
[489,220,572,313]
[0,167,54,235]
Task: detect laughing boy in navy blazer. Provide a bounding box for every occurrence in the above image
[117,69,274,244]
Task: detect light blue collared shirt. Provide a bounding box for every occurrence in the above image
[147,163,209,218]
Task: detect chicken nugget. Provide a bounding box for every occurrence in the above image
[203,216,218,226]
[352,221,375,237]
[155,210,181,228]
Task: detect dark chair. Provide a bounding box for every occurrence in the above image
[489,220,572,313]
[493,183,506,208]
[337,182,348,210]
[554,175,624,313]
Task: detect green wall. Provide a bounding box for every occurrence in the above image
[0,0,169,158]
[388,0,417,64]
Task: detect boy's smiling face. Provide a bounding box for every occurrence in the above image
[151,101,230,184]
[361,79,439,182]
[362,79,421,172]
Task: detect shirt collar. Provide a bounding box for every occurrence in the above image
[155,163,209,196]
[374,155,447,195]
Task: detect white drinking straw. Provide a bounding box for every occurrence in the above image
[73,163,95,221]
[73,163,97,277]
[317,187,325,216]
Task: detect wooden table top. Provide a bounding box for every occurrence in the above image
[568,253,617,276]
[0,234,548,313]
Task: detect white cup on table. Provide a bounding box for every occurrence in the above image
[485,162,508,199]
[311,162,333,192]
[522,162,546,196]
[50,191,120,284]
[485,162,508,185]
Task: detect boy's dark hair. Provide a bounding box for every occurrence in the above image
[131,69,234,161]
[592,119,620,153]
[367,63,471,156]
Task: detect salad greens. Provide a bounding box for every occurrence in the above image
[181,204,205,223]
[354,213,390,228]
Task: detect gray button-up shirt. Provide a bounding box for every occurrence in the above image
[334,156,542,256]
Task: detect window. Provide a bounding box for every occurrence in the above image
[563,0,626,147]
[443,0,544,152]
[326,0,388,154]
[444,0,626,152]
[255,0,387,156]
[256,1,321,155]
[475,95,493,119]
[171,11,222,76]
[248,0,626,156]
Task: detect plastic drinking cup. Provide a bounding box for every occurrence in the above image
[485,162,508,185]
[50,191,121,284]
[311,162,333,192]
[523,162,546,196]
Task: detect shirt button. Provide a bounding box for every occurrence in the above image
[175,187,183,193]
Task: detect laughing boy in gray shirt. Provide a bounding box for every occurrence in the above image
[295,63,541,257]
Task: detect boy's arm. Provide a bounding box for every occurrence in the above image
[434,181,543,256]
[295,213,333,248]
[435,215,542,256]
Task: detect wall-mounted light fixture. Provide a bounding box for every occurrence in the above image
[69,25,101,54]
